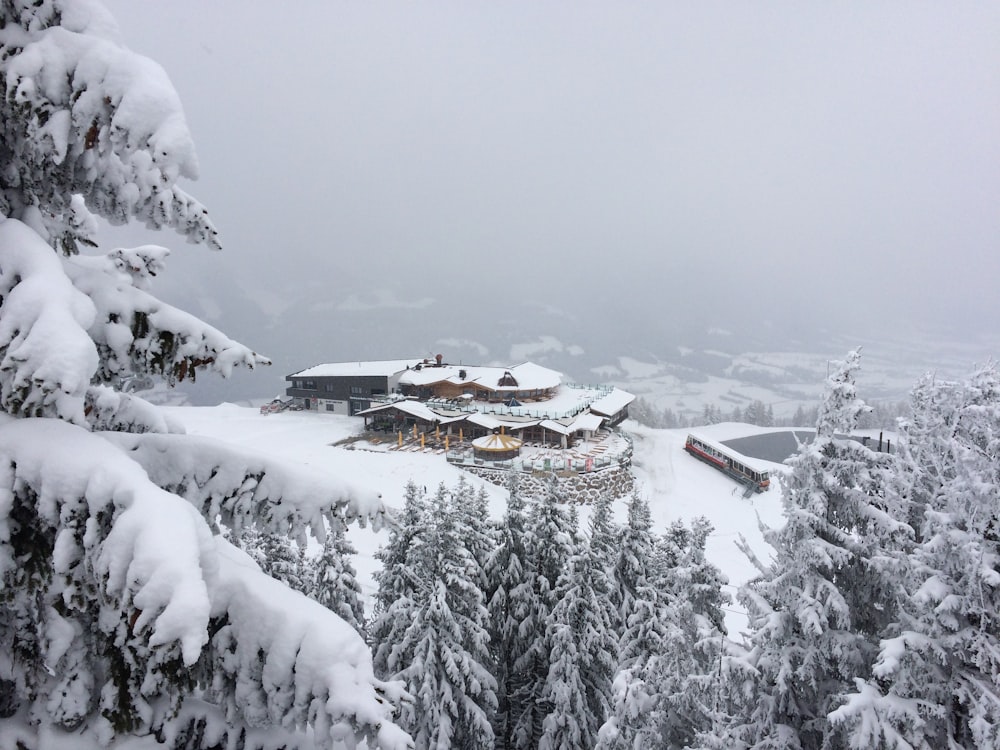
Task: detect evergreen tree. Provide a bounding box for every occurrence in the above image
[685,517,730,636]
[629,396,663,428]
[744,400,774,427]
[539,541,617,750]
[588,493,621,631]
[611,490,663,667]
[309,519,366,636]
[654,516,730,748]
[831,365,1000,749]
[452,475,496,592]
[487,473,534,750]
[382,482,498,749]
[588,492,618,568]
[233,525,308,593]
[263,532,309,593]
[702,404,723,425]
[601,512,730,750]
[0,4,408,746]
[598,489,670,749]
[511,478,577,749]
[371,480,427,678]
[719,349,908,749]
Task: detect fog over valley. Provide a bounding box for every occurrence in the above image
[97,1,1000,409]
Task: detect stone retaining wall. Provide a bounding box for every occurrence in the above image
[461,463,634,504]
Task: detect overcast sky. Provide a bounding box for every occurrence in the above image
[99,2,1000,359]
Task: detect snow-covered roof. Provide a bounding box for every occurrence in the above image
[508,362,564,390]
[539,419,574,436]
[465,413,503,431]
[571,413,605,432]
[589,388,636,417]
[290,359,420,378]
[355,400,440,423]
[397,361,562,392]
[498,419,541,430]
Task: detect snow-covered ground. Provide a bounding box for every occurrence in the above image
[167,405,788,636]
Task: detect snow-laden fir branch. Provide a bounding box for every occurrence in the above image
[102,430,391,543]
[0,418,411,749]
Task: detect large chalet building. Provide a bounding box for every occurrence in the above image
[285,355,634,448]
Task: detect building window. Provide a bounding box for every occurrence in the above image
[324,384,335,392]
[304,380,316,390]
[350,386,364,395]
[325,404,336,412]
[293,380,302,389]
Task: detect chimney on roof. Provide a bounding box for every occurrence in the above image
[435,353,443,365]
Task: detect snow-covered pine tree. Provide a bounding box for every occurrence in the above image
[537,551,601,750]
[510,478,578,749]
[538,495,617,750]
[597,488,668,750]
[588,492,617,575]
[486,472,535,750]
[830,364,1000,749]
[683,517,730,637]
[652,516,731,749]
[263,532,308,592]
[702,404,723,426]
[587,491,623,643]
[451,475,496,592]
[234,526,309,594]
[0,3,410,747]
[600,509,730,750]
[719,349,908,749]
[0,4,219,256]
[611,489,657,631]
[371,480,426,677]
[384,482,498,750]
[309,517,366,636]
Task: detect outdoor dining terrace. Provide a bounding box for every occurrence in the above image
[444,429,633,475]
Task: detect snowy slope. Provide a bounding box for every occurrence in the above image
[166,406,787,636]
[627,422,786,635]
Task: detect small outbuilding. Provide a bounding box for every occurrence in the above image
[472,432,523,461]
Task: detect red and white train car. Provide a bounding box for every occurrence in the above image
[684,433,771,492]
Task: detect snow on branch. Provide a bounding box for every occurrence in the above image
[208,540,413,749]
[65,245,270,385]
[0,218,97,423]
[0,417,409,748]
[84,384,186,434]
[0,219,266,424]
[0,1,220,252]
[102,431,392,542]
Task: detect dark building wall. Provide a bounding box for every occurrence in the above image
[286,374,392,414]
[602,408,629,427]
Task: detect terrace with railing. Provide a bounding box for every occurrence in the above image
[445,428,633,475]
